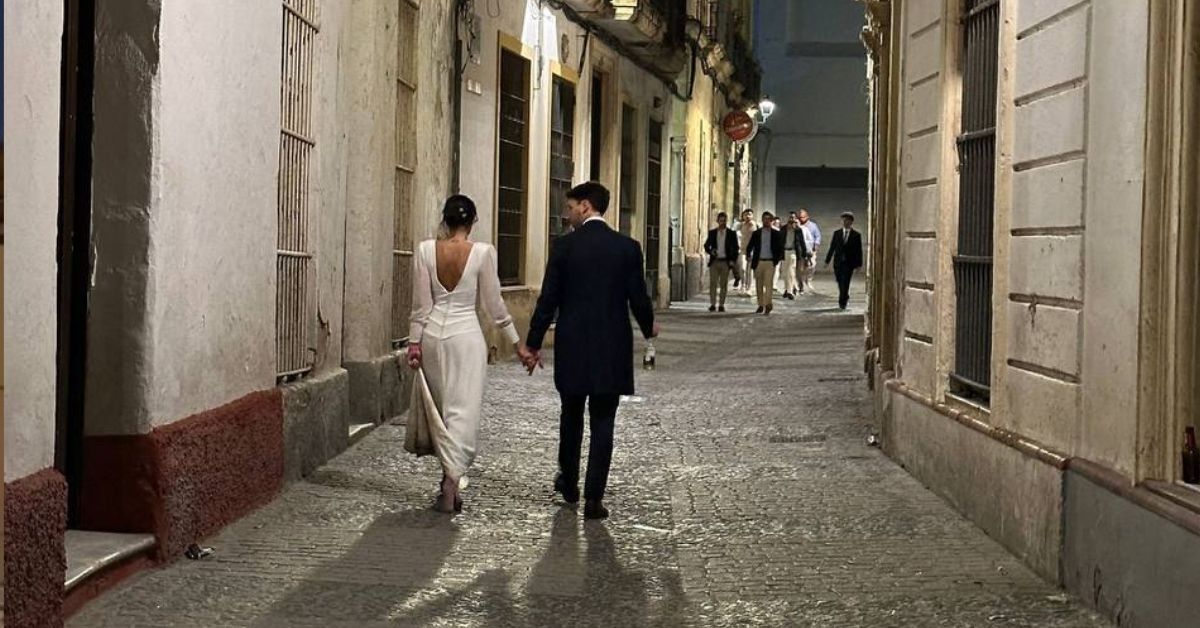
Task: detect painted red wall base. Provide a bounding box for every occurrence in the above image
[79,389,284,560]
[5,468,68,628]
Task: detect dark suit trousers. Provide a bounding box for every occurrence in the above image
[559,393,620,500]
[834,263,855,309]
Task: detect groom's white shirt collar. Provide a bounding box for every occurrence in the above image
[583,215,607,226]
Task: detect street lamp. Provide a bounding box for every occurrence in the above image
[758,96,777,122]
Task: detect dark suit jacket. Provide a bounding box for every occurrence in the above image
[704,228,739,266]
[746,227,786,270]
[824,228,864,269]
[527,220,656,396]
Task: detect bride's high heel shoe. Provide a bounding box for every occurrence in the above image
[433,490,457,513]
[434,476,461,514]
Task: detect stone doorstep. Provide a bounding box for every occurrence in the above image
[64,530,157,591]
[348,421,377,446]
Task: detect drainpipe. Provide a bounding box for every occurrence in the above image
[451,0,465,192]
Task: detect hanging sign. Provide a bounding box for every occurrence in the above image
[722,110,758,143]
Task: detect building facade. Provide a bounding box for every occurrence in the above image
[861,1,1200,625]
[4,1,761,626]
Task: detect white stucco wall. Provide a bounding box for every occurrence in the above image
[896,1,943,396]
[412,2,456,257]
[309,2,351,377]
[1078,0,1147,475]
[4,0,64,481]
[999,0,1091,448]
[144,1,279,427]
[342,0,399,361]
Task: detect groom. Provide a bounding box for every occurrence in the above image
[522,181,659,520]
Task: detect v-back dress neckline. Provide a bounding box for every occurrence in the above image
[433,241,478,294]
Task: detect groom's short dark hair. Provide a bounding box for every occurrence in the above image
[566,181,610,215]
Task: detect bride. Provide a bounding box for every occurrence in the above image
[405,194,534,513]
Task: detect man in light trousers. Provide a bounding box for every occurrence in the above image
[798,209,821,293]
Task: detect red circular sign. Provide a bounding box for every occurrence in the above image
[722,110,757,143]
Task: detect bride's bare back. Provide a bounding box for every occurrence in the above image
[435,239,474,292]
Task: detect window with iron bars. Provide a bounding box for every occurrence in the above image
[548,76,575,249]
[619,104,637,237]
[645,119,663,300]
[277,0,319,379]
[951,0,1000,402]
[392,0,419,348]
[497,49,530,285]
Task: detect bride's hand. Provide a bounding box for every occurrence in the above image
[406,344,422,370]
[516,344,541,375]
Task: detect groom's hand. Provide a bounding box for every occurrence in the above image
[650,322,661,338]
[518,345,542,375]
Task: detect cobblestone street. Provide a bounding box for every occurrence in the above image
[68,280,1106,627]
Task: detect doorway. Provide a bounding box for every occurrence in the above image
[55,0,96,527]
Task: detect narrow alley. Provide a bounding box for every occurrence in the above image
[7,1,1200,626]
[68,285,1103,627]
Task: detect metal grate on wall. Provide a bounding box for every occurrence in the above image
[645,119,663,299]
[392,0,420,348]
[618,104,637,237]
[951,0,999,401]
[548,76,575,249]
[276,0,319,379]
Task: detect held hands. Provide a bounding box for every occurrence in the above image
[517,344,543,375]
[405,344,422,370]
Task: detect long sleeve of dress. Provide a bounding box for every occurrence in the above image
[408,242,433,344]
[479,245,521,346]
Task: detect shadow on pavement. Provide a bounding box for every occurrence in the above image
[252,508,459,626]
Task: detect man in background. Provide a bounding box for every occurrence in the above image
[824,211,864,310]
[747,211,785,315]
[798,209,821,293]
[781,213,809,299]
[737,209,757,296]
[704,212,738,312]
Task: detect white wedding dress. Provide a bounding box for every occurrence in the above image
[408,240,519,480]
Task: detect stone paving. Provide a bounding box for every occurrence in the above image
[69,278,1107,627]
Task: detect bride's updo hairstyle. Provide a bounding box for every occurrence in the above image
[442,194,478,231]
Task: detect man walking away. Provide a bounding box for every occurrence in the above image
[782,213,809,299]
[824,211,864,310]
[704,212,739,312]
[799,209,821,292]
[747,211,786,315]
[523,182,659,520]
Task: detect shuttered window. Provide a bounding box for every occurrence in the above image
[619,104,637,237]
[497,49,530,285]
[548,77,575,248]
[645,119,663,299]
